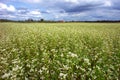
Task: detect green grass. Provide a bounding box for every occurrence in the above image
[0,22,120,80]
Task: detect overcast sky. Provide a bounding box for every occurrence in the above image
[0,0,120,21]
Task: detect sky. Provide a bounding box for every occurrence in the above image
[0,0,120,21]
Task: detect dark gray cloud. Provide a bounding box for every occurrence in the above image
[111,2,120,10]
[64,4,100,13]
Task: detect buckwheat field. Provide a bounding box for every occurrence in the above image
[0,23,120,80]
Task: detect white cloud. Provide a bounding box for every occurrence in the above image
[7,5,16,12]
[28,10,41,15]
[64,0,79,4]
[21,0,41,3]
[0,3,16,12]
[0,14,16,18]
[55,13,68,18]
[25,10,42,18]
[7,15,16,18]
[104,1,112,7]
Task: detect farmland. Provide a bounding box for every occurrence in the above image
[0,22,120,80]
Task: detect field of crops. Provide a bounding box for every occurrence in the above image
[0,22,120,80]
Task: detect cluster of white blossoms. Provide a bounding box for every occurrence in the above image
[68,52,78,58]
[84,58,91,65]
[59,73,67,79]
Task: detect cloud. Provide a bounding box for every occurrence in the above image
[36,0,113,13]
[15,9,42,20]
[0,14,16,19]
[18,0,41,3]
[0,0,120,20]
[28,10,41,15]
[0,2,16,19]
[64,0,79,4]
[64,4,99,13]
[109,0,120,10]
[0,3,16,12]
[104,1,112,7]
[0,4,42,20]
[17,8,29,14]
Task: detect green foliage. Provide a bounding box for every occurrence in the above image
[0,23,120,80]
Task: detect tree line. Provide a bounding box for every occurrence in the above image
[0,19,120,23]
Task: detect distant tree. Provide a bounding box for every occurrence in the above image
[40,19,44,22]
[27,18,33,22]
